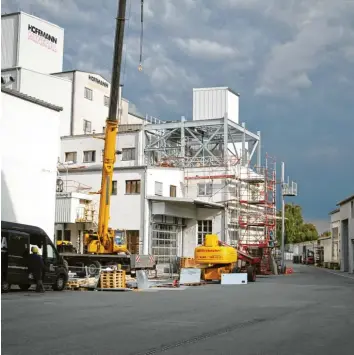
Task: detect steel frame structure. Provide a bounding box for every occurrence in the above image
[143,117,261,168]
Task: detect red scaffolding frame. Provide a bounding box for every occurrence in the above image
[238,154,276,274]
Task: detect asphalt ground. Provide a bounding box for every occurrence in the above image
[2,264,354,355]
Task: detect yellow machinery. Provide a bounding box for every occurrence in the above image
[194,234,238,281]
[83,0,129,256]
[56,241,77,254]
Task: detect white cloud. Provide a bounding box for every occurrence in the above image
[174,38,237,60]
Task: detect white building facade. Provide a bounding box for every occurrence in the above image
[1,87,62,238]
[1,12,64,74]
[336,195,354,274]
[1,67,72,138]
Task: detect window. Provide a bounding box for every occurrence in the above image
[170,185,176,197]
[46,243,57,260]
[83,150,96,163]
[65,152,77,163]
[64,230,71,242]
[111,180,117,195]
[197,220,212,245]
[56,230,63,241]
[198,182,213,196]
[127,230,140,254]
[83,119,92,134]
[84,87,93,100]
[8,231,29,258]
[104,95,109,107]
[155,181,163,196]
[125,180,141,194]
[122,148,136,161]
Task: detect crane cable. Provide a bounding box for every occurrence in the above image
[138,0,144,71]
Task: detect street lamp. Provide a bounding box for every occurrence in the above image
[280,162,297,273]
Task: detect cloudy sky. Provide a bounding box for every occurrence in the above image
[3,0,354,232]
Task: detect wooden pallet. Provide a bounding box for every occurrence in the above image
[100,270,126,289]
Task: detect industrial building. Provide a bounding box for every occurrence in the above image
[1,87,62,238]
[55,87,277,273]
[1,12,155,138]
[1,10,277,273]
[336,195,354,273]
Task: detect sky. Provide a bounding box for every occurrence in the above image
[3,0,354,233]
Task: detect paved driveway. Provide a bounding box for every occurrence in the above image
[2,264,354,355]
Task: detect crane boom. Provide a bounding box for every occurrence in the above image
[85,0,128,254]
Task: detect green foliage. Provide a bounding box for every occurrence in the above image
[320,230,331,237]
[276,203,319,244]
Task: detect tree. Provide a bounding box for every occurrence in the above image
[276,203,318,244]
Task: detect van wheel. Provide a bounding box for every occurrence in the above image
[1,282,11,293]
[53,274,66,291]
[19,284,31,291]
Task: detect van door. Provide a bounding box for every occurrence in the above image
[7,231,30,285]
[43,239,60,284]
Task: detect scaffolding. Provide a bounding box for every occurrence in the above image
[143,117,280,274]
[237,155,277,274]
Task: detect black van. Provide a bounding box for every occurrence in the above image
[1,221,68,293]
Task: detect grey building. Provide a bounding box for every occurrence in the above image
[336,194,354,273]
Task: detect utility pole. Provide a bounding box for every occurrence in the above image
[280,162,297,273]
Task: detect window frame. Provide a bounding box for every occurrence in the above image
[111,180,118,195]
[83,150,96,163]
[121,147,136,161]
[170,185,177,197]
[65,152,77,163]
[83,119,92,134]
[84,87,93,101]
[125,180,141,194]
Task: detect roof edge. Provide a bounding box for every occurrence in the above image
[1,87,63,112]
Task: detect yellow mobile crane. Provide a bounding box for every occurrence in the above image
[60,0,155,275]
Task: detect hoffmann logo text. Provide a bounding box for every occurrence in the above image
[28,24,58,52]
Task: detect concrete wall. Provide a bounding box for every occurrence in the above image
[339,200,354,273]
[1,90,61,239]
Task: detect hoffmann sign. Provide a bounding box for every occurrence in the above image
[27,24,58,52]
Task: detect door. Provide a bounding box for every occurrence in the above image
[43,240,59,284]
[7,231,30,285]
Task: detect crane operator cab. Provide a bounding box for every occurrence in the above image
[84,228,128,254]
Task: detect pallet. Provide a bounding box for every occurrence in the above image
[99,270,126,289]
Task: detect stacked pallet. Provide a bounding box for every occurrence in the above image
[99,270,126,289]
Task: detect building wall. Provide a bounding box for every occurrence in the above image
[193,87,239,123]
[1,67,72,137]
[1,91,61,239]
[54,71,129,135]
[60,130,144,167]
[339,200,354,273]
[1,14,19,69]
[1,12,64,73]
[330,211,341,263]
[146,167,184,197]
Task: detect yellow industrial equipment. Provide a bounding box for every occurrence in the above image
[83,0,129,256]
[56,241,77,254]
[194,234,238,281]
